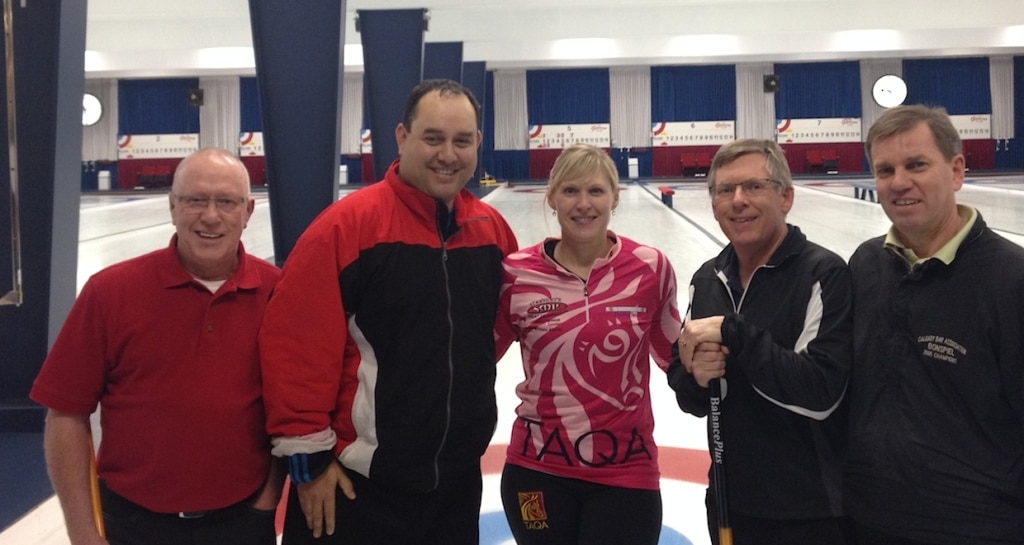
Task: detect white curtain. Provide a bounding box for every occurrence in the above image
[990,56,1014,141]
[493,70,528,150]
[340,73,364,154]
[82,78,118,161]
[609,66,650,149]
[859,59,902,141]
[198,77,240,152]
[735,63,776,139]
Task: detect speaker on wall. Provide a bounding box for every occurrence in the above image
[763,74,780,93]
[188,88,204,107]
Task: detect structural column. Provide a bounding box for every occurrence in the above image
[424,42,463,82]
[357,9,426,181]
[248,0,346,265]
[0,1,87,432]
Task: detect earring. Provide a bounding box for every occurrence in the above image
[612,209,616,216]
[551,209,556,216]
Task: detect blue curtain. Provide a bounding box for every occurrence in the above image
[903,57,990,114]
[240,76,262,132]
[527,68,610,124]
[491,150,530,180]
[651,65,736,121]
[773,61,861,118]
[463,61,487,185]
[1002,56,1024,169]
[118,78,200,135]
[482,70,496,173]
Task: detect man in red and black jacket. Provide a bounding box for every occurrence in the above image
[259,79,517,545]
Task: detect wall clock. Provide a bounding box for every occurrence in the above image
[83,93,102,126]
[872,75,907,108]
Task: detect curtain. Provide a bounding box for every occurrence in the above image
[651,64,736,122]
[240,77,262,132]
[774,61,861,118]
[340,73,364,155]
[735,63,776,139]
[493,70,528,150]
[198,77,239,151]
[1007,56,1024,168]
[490,150,530,180]
[1002,56,1024,169]
[83,78,118,161]
[609,66,650,148]
[903,57,991,114]
[118,78,200,135]
[990,56,1014,140]
[526,68,610,124]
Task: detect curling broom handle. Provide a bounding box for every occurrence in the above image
[710,378,732,545]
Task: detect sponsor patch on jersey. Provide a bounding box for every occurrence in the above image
[527,298,567,317]
[606,305,646,315]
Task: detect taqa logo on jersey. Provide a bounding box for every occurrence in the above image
[527,299,567,317]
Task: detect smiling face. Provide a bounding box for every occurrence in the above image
[548,169,619,245]
[711,152,793,265]
[870,121,965,255]
[395,90,481,209]
[169,149,254,280]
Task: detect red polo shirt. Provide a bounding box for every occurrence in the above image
[31,237,280,512]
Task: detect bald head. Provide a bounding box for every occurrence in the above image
[168,147,254,280]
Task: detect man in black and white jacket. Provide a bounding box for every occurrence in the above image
[668,138,853,545]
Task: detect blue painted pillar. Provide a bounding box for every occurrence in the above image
[462,61,486,188]
[357,9,425,181]
[424,42,463,82]
[248,0,345,266]
[0,1,86,432]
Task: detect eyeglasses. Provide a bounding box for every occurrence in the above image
[709,178,783,200]
[173,194,247,213]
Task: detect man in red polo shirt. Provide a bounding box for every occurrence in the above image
[31,148,283,545]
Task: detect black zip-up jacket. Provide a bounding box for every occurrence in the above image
[668,225,852,519]
[260,161,518,493]
[844,212,1024,544]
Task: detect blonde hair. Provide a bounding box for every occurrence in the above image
[545,143,620,204]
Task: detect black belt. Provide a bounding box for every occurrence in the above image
[99,480,254,521]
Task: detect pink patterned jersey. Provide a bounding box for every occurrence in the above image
[495,233,681,490]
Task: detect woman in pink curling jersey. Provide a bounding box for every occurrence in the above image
[495,143,682,545]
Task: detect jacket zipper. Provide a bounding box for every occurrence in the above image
[433,233,454,490]
[717,263,776,312]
